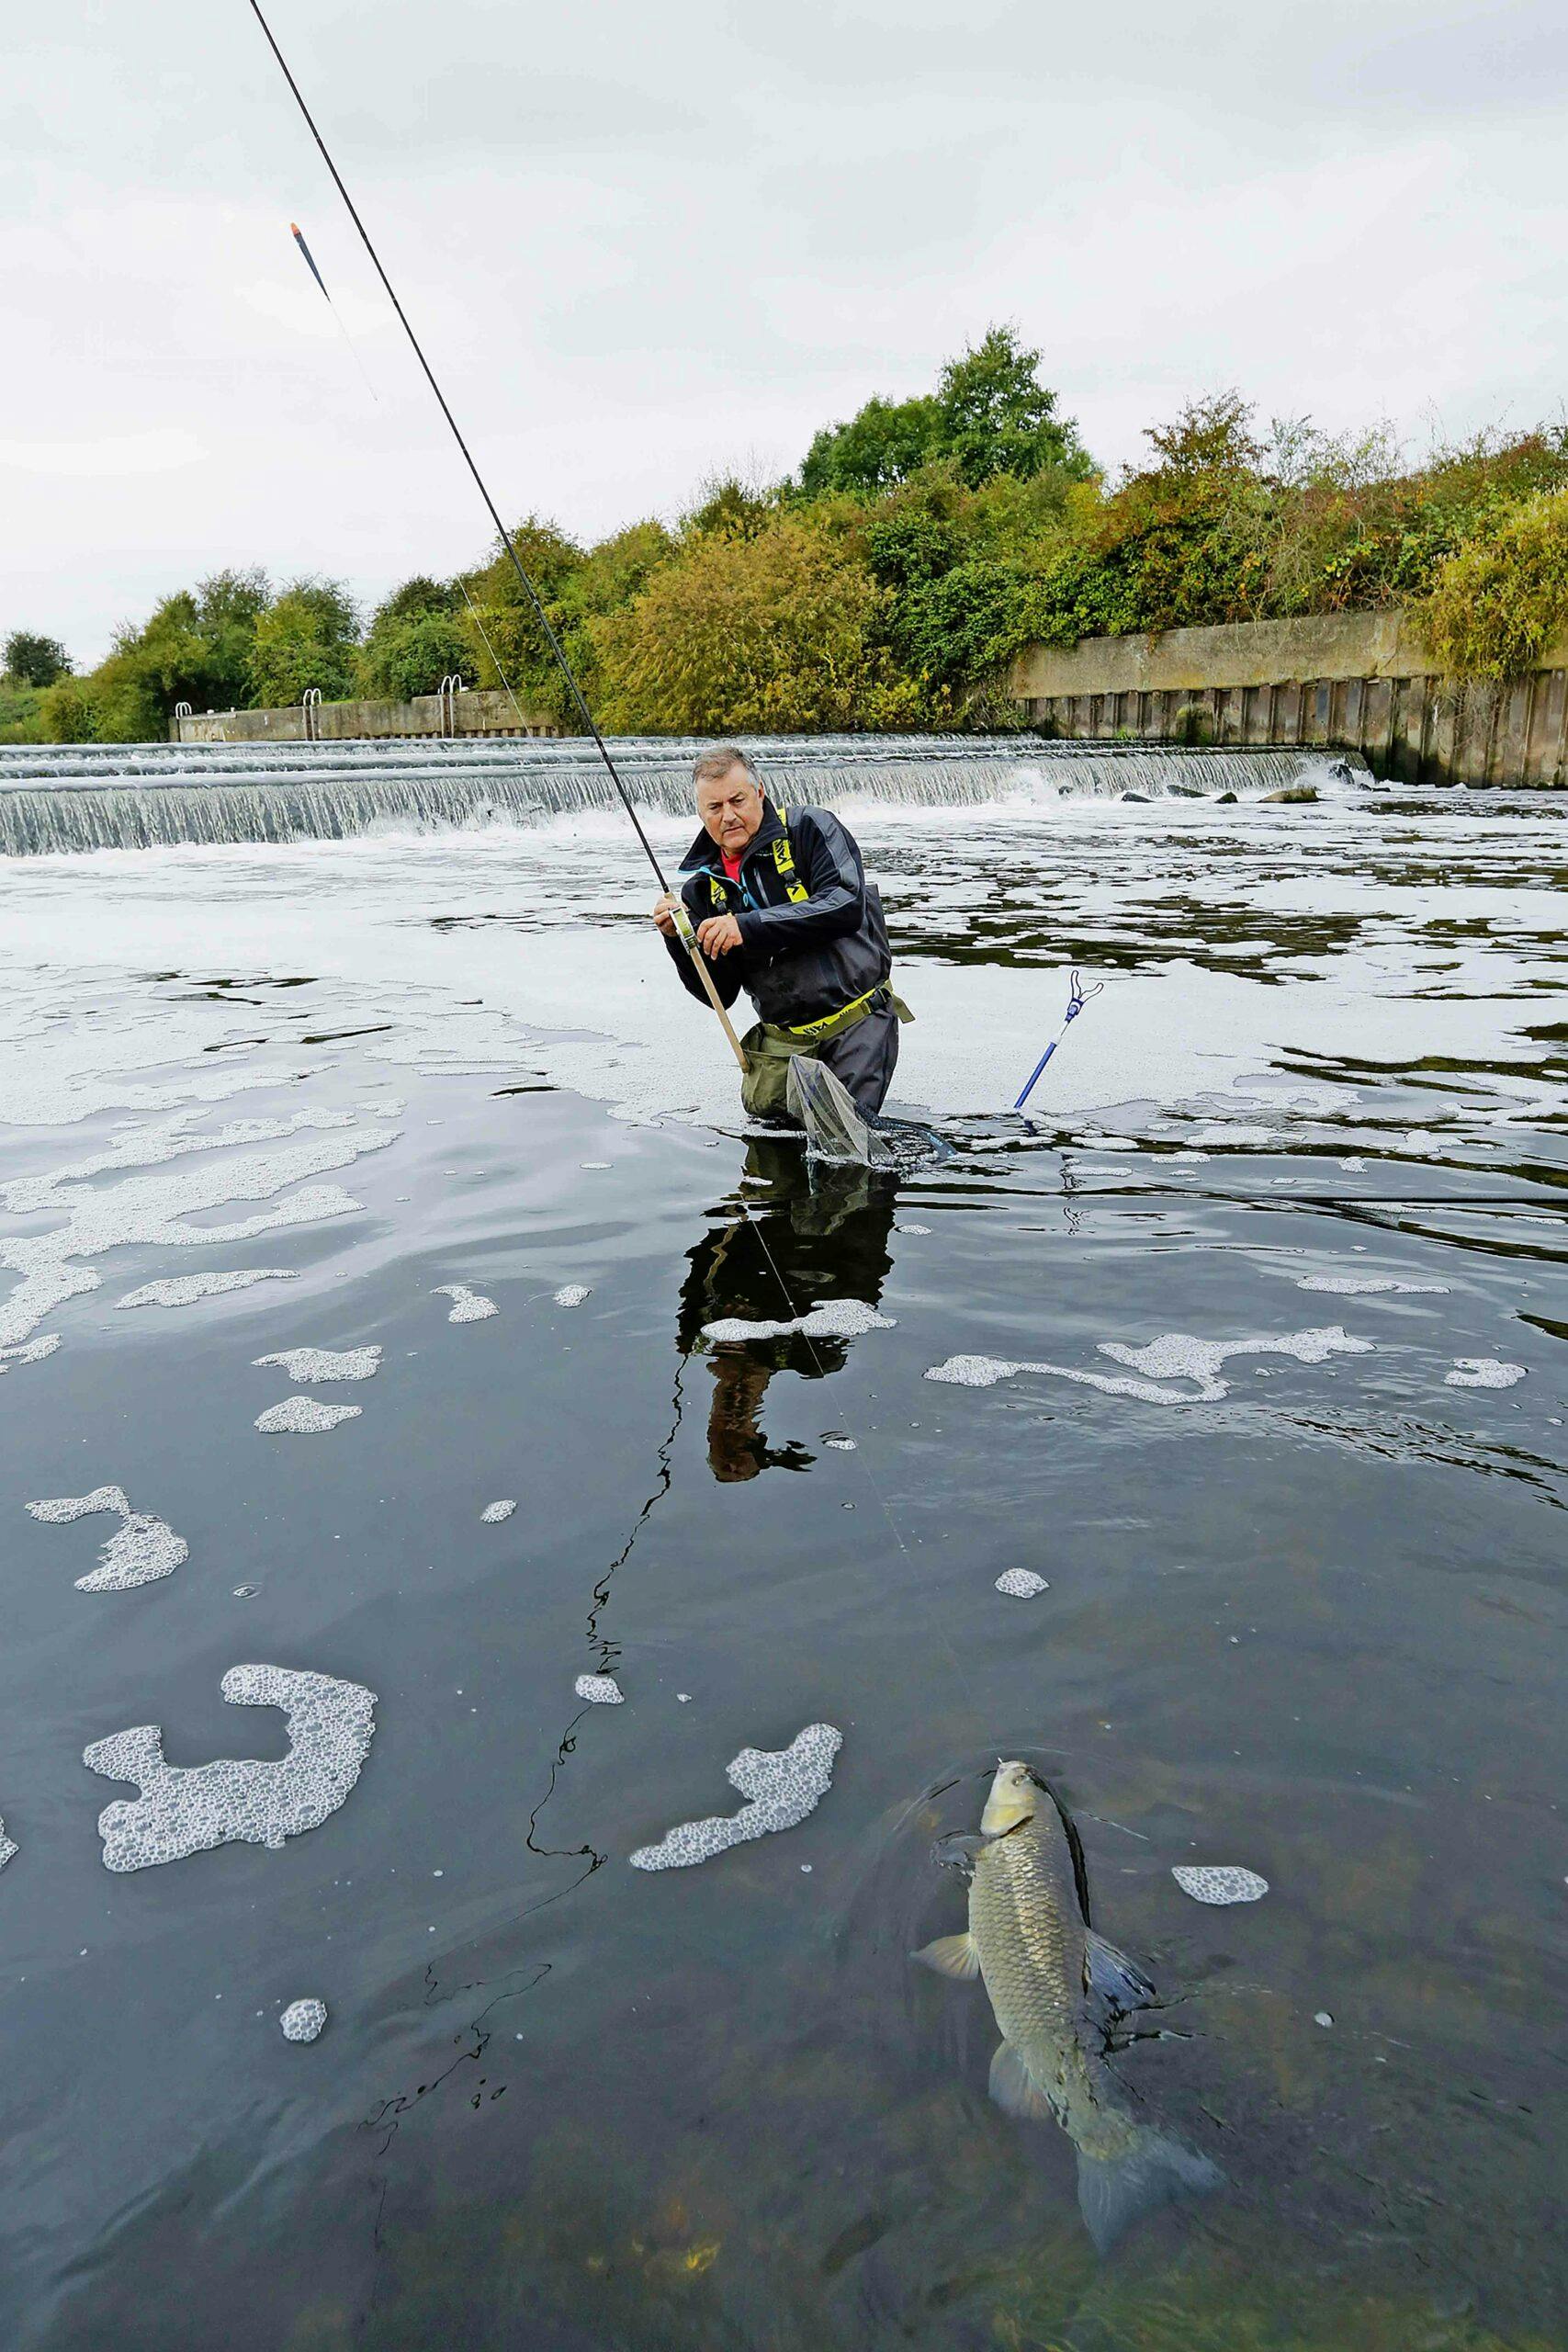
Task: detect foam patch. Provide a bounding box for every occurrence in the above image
[1172,1864,1269,1905]
[0,1122,388,1356]
[995,1568,1049,1597]
[1296,1272,1448,1295]
[0,1819,17,1871]
[280,1998,328,2043]
[927,1327,1372,1406]
[84,1664,377,1872]
[1098,1328,1374,1402]
[254,1345,381,1382]
[254,1396,362,1434]
[479,1499,516,1523]
[575,1674,624,1705]
[553,1284,591,1308]
[703,1300,894,1343]
[629,1724,841,1871]
[27,1486,188,1591]
[0,1335,62,1373]
[1445,1358,1526,1388]
[118,1270,296,1310]
[433,1283,497,1323]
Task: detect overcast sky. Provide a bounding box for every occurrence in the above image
[6,0,1564,664]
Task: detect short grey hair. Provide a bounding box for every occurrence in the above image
[692,744,759,791]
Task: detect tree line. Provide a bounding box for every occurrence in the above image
[8,327,1568,745]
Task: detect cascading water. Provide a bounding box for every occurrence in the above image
[0,735,1364,855]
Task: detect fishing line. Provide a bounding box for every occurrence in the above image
[734,1192,1000,1725]
[254,1,989,1715]
[455,577,534,733]
[247,0,671,893]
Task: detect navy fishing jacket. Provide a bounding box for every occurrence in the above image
[665,798,893,1029]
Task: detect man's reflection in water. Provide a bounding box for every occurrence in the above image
[676,1138,898,1482]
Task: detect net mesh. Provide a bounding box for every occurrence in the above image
[785,1056,897,1168]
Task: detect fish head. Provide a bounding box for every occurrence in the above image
[980,1758,1042,1836]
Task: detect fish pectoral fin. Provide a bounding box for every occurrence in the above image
[1084,1928,1158,2018]
[987,2041,1056,2123]
[931,1832,990,1877]
[911,1932,981,1982]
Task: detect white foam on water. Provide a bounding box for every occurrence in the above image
[1172,1864,1269,1905]
[575,1674,624,1705]
[0,1333,62,1372]
[1097,1327,1374,1402]
[280,1997,328,2042]
[0,1819,17,1871]
[254,1345,381,1382]
[1445,1358,1527,1388]
[823,1434,857,1451]
[580,1160,612,1170]
[0,1108,358,1215]
[925,1351,1187,1402]
[629,1724,842,1871]
[928,1327,1372,1406]
[0,1118,382,1355]
[27,1485,188,1590]
[995,1568,1049,1597]
[84,1664,377,1871]
[1339,1157,1367,1171]
[254,1396,362,1433]
[432,1283,497,1323]
[703,1299,895,1343]
[479,1499,516,1522]
[1295,1272,1449,1295]
[552,1284,591,1308]
[896,1222,931,1235]
[117,1269,295,1310]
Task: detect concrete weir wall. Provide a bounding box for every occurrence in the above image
[1010,611,1568,786]
[175,686,558,744]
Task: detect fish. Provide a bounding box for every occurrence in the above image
[913,1760,1221,2253]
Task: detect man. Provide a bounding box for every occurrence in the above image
[652,745,908,1124]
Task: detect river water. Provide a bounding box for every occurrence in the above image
[0,775,1562,2350]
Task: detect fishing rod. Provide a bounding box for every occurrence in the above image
[246,0,748,1070]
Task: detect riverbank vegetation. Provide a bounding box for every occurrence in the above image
[16,329,1568,741]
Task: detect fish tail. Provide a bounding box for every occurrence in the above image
[1075,2126,1223,2255]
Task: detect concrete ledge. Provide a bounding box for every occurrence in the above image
[175,686,558,743]
[1009,611,1568,785]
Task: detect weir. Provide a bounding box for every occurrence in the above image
[0,736,1359,856]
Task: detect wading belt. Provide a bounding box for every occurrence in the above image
[779,985,887,1042]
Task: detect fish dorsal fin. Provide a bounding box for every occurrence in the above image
[911,1932,981,1981]
[1084,1928,1157,2018]
[987,2040,1056,2123]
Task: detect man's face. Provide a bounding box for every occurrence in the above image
[697,764,764,858]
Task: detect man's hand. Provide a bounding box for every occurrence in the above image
[696,913,743,958]
[652,892,680,938]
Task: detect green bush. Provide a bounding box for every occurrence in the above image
[248,580,359,707]
[593,514,920,733]
[358,579,469,700]
[1414,486,1568,680]
[0,681,48,742]
[39,675,107,741]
